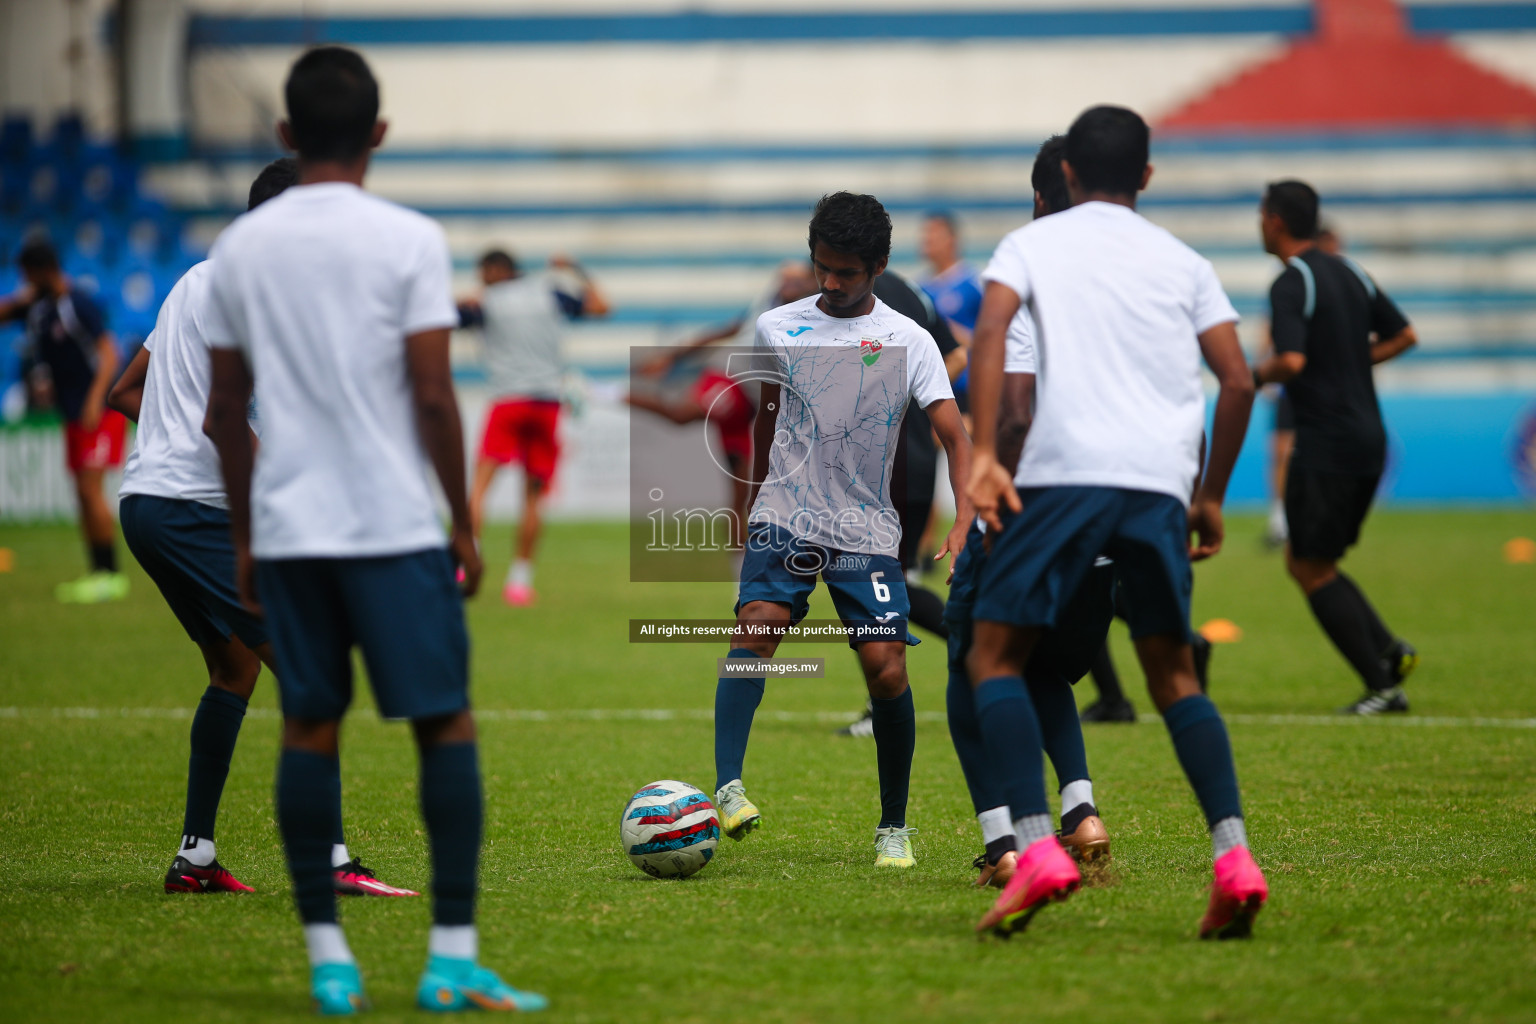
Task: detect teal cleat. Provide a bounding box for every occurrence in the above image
[417,956,548,1013]
[311,962,367,1016]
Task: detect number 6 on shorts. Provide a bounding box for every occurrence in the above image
[871,571,891,603]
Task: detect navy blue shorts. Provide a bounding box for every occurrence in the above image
[737,523,917,648]
[973,487,1193,643]
[256,548,469,721]
[120,494,269,650]
[946,522,1114,683]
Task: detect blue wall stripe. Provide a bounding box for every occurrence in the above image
[1407,3,1536,32]
[187,8,1313,47]
[181,129,1536,168]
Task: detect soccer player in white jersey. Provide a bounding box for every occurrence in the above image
[711,192,972,869]
[965,107,1267,939]
[109,158,414,900]
[945,136,1114,891]
[204,48,544,1014]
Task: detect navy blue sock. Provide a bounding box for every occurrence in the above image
[420,741,482,926]
[1027,673,1090,793]
[946,661,1000,816]
[276,747,342,924]
[1162,694,1243,827]
[714,649,765,791]
[182,686,248,840]
[974,675,1050,820]
[869,686,915,828]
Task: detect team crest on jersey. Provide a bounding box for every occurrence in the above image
[859,337,883,366]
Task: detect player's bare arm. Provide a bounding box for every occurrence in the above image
[1192,320,1256,561]
[79,333,119,432]
[1253,349,1306,384]
[107,345,151,423]
[551,254,612,318]
[405,326,483,598]
[744,379,779,513]
[1371,324,1418,365]
[207,347,259,613]
[925,396,973,579]
[965,280,1023,531]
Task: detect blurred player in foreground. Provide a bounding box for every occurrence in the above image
[946,136,1112,889]
[1253,182,1419,714]
[0,238,128,602]
[459,249,609,605]
[108,157,415,900]
[966,106,1265,939]
[205,47,543,1014]
[712,192,972,869]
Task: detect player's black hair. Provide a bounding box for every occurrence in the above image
[248,157,299,211]
[1264,180,1320,240]
[808,192,892,274]
[283,46,380,162]
[1032,135,1070,216]
[1064,106,1149,198]
[17,235,59,272]
[480,249,519,275]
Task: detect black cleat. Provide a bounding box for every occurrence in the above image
[1080,698,1137,723]
[1340,686,1409,715]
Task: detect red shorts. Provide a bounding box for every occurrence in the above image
[693,370,753,463]
[479,399,561,484]
[65,409,128,474]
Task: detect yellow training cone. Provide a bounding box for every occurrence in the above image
[1199,618,1243,644]
[0,548,12,573]
[1504,537,1536,564]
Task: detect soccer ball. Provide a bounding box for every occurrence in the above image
[620,780,720,879]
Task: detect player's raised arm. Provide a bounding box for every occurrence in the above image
[965,280,1024,531]
[405,326,482,597]
[1192,319,1255,561]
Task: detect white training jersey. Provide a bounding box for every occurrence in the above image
[120,261,255,509]
[983,201,1238,507]
[1004,305,1038,375]
[204,182,459,559]
[747,294,953,555]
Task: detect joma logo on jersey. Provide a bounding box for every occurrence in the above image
[786,326,813,337]
[859,338,883,365]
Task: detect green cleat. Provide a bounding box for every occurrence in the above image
[55,571,129,604]
[714,779,761,841]
[417,956,547,1013]
[873,825,918,868]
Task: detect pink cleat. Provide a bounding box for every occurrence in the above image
[976,836,1080,937]
[333,858,419,897]
[503,582,534,606]
[164,856,254,894]
[1199,846,1269,940]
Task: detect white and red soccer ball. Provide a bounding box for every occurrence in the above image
[620,780,720,878]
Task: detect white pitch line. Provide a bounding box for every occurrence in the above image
[3,707,1535,729]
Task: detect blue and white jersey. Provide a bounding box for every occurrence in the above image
[747,294,952,556]
[921,261,984,331]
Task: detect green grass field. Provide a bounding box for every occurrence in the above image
[2,510,1534,1023]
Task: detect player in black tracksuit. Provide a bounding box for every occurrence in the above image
[1252,181,1420,715]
